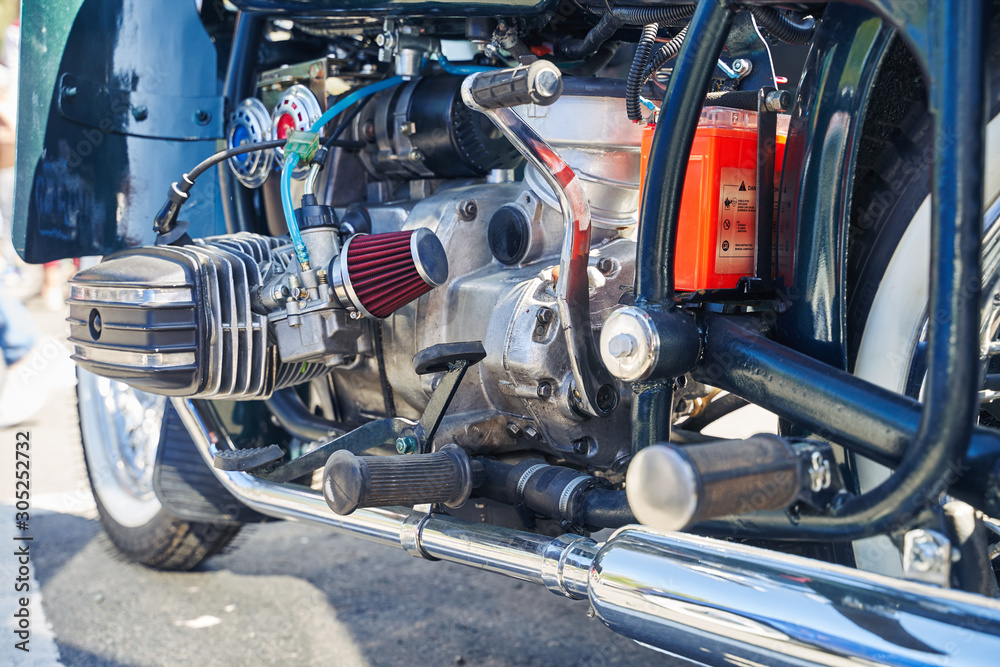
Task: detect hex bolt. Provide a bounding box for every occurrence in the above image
[400,121,417,135]
[63,86,78,98]
[395,435,418,454]
[764,89,792,113]
[506,422,522,438]
[572,438,589,455]
[524,426,540,440]
[610,454,632,473]
[732,59,752,76]
[909,539,938,572]
[270,284,291,303]
[596,257,617,276]
[536,307,554,324]
[536,381,553,399]
[408,148,424,162]
[534,324,546,337]
[809,450,832,492]
[607,333,637,359]
[131,105,149,121]
[457,200,478,221]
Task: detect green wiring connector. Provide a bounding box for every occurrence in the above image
[285,130,320,164]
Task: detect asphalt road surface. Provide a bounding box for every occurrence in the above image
[0,288,774,667]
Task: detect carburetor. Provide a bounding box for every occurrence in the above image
[67,218,448,399]
[261,199,448,366]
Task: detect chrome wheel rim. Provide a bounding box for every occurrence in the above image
[78,369,166,527]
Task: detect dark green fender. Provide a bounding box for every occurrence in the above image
[12,0,228,263]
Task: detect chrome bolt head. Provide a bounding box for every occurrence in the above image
[599,307,660,382]
[535,68,561,98]
[732,58,751,75]
[607,333,637,359]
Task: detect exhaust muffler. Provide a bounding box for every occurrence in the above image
[175,398,1000,666]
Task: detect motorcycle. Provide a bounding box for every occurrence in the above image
[13,0,1000,663]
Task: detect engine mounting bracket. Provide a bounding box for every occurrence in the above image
[257,342,487,481]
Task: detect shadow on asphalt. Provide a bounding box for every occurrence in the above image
[30,510,674,666]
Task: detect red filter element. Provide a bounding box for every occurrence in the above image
[338,229,449,318]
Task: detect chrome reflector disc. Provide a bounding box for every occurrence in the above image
[227,97,274,188]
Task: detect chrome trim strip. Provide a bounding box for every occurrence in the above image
[75,347,196,369]
[68,283,194,306]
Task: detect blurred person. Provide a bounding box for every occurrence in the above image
[0,9,16,278]
[0,14,71,309]
[0,289,45,426]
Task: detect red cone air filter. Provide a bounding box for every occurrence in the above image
[335,229,449,318]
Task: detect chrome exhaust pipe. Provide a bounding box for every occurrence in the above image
[590,528,1000,666]
[175,398,1000,666]
[173,399,596,598]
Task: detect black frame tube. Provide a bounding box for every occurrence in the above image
[693,314,911,467]
[692,0,988,542]
[634,0,735,306]
[693,315,1000,509]
[265,389,346,443]
[634,0,992,540]
[220,11,264,234]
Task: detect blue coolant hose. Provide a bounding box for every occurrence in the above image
[281,76,406,268]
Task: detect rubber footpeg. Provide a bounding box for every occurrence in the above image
[214,444,285,472]
[323,444,473,515]
[466,60,563,109]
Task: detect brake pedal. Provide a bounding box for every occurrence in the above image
[323,444,474,515]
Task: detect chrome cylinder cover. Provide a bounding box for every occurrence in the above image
[517,80,646,229]
[68,234,336,399]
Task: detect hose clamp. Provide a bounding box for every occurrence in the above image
[400,511,438,561]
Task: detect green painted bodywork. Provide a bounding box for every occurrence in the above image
[13,0,226,262]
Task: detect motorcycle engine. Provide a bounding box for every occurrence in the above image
[67,69,644,469]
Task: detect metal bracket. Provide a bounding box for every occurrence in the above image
[902,528,953,587]
[259,342,486,481]
[57,72,224,140]
[754,86,779,282]
[722,10,777,92]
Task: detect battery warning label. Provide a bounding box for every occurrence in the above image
[717,167,757,274]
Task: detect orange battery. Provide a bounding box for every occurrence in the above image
[639,107,788,291]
